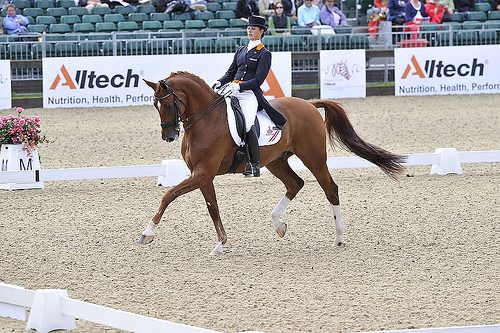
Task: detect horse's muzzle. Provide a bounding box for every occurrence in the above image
[162,129,179,142]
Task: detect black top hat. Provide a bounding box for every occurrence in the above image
[246,15,268,31]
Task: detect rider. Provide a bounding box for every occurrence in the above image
[212,15,287,178]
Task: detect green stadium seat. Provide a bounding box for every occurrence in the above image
[89,32,112,40]
[216,37,238,53]
[334,26,352,34]
[194,38,215,53]
[91,6,111,15]
[326,34,349,49]
[291,25,311,35]
[172,12,192,21]
[181,28,204,37]
[475,2,491,12]
[73,22,95,33]
[0,45,8,60]
[24,7,44,17]
[216,10,235,19]
[29,24,47,33]
[207,18,228,29]
[185,19,206,29]
[128,12,149,28]
[47,7,68,22]
[26,15,35,24]
[229,18,246,28]
[13,0,31,10]
[49,23,72,33]
[224,27,245,36]
[60,15,81,26]
[55,42,79,56]
[104,13,125,23]
[202,28,220,37]
[142,20,162,31]
[467,11,487,21]
[148,39,173,55]
[79,41,101,56]
[488,11,500,20]
[32,43,55,58]
[36,15,57,25]
[125,40,147,55]
[158,28,182,38]
[114,5,135,15]
[263,35,283,51]
[82,14,103,24]
[283,35,304,51]
[95,21,117,32]
[34,0,55,10]
[206,2,221,12]
[117,21,139,31]
[9,43,31,60]
[57,0,76,8]
[451,12,464,22]
[222,2,237,10]
[68,6,89,16]
[306,35,326,51]
[137,4,156,14]
[349,34,369,49]
[172,39,192,53]
[150,12,170,21]
[164,20,184,29]
[195,11,214,21]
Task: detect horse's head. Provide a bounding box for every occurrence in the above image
[144,78,186,142]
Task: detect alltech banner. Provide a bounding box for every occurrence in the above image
[320,50,366,99]
[0,60,12,110]
[42,53,292,108]
[395,45,500,96]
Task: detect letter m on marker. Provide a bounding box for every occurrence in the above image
[50,64,77,90]
[401,55,426,79]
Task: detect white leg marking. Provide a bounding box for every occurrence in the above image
[271,196,290,237]
[331,205,346,246]
[143,219,156,236]
[210,241,223,256]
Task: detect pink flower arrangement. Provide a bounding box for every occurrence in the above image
[0,107,47,156]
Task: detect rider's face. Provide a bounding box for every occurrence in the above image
[247,25,263,41]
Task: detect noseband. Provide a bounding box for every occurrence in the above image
[155,79,226,131]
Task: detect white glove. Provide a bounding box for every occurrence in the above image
[229,82,240,93]
[211,80,221,90]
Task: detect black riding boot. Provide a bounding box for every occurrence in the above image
[243,126,260,177]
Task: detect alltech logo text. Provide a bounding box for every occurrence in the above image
[47,65,153,106]
[399,55,500,95]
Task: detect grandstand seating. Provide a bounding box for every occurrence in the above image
[222,2,237,11]
[206,2,221,12]
[489,11,500,20]
[9,43,31,60]
[79,41,101,56]
[96,22,117,32]
[13,0,31,10]
[57,0,76,8]
[327,34,349,50]
[164,20,185,29]
[128,12,149,28]
[61,15,82,27]
[208,18,229,29]
[24,8,45,17]
[36,15,57,25]
[150,12,170,21]
[0,45,7,60]
[172,12,192,21]
[475,2,491,12]
[137,5,156,14]
[91,6,111,15]
[143,20,163,31]
[283,35,304,51]
[263,35,283,51]
[82,14,103,24]
[229,18,246,28]
[185,19,206,30]
[47,7,68,22]
[216,10,235,19]
[216,38,238,53]
[73,22,95,33]
[104,13,125,23]
[118,21,140,31]
[194,39,215,53]
[35,0,55,11]
[224,27,245,36]
[195,11,214,22]
[29,24,47,33]
[49,23,72,33]
[55,42,79,57]
[468,11,487,21]
[115,5,136,15]
[68,6,89,16]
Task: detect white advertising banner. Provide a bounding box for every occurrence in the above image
[320,50,366,99]
[395,45,500,96]
[0,60,12,110]
[43,53,292,108]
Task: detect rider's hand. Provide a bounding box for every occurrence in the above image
[211,80,221,90]
[229,82,240,93]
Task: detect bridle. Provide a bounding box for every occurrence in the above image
[155,79,226,131]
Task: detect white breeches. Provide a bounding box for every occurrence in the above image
[233,89,258,131]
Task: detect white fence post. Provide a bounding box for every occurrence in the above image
[157,159,191,187]
[430,148,463,175]
[25,289,76,333]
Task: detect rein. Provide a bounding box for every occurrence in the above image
[156,79,226,131]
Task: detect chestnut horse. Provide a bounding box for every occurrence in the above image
[141,71,405,255]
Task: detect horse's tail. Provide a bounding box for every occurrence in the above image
[311,100,407,179]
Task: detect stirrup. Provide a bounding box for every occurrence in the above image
[243,163,260,178]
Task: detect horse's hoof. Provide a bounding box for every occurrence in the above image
[337,242,346,247]
[275,222,287,238]
[138,234,154,245]
[210,242,223,256]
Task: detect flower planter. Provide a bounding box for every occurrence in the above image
[0,144,44,190]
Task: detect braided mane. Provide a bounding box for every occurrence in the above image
[167,71,218,97]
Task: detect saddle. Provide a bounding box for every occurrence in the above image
[226,96,282,174]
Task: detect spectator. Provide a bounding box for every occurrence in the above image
[405,0,427,22]
[492,0,500,10]
[440,0,454,12]
[319,0,347,27]
[367,0,388,22]
[259,0,274,17]
[236,0,259,19]
[2,4,29,35]
[426,0,452,24]
[268,1,291,34]
[85,0,110,14]
[297,0,320,26]
[280,0,296,18]
[453,0,474,19]
[388,0,408,25]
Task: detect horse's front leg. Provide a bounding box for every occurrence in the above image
[138,167,212,245]
[199,182,227,256]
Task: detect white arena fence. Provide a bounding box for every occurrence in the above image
[1,282,498,333]
[1,148,500,189]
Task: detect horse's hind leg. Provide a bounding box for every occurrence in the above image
[199,181,227,256]
[298,155,346,247]
[265,159,305,238]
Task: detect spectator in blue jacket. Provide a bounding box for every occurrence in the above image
[2,4,29,35]
[388,0,408,25]
[297,0,320,26]
[319,0,347,27]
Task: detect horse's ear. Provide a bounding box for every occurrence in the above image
[143,79,157,91]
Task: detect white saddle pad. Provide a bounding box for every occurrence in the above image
[226,97,282,147]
